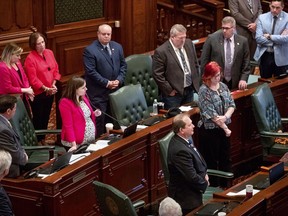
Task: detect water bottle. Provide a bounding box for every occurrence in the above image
[152,99,158,115]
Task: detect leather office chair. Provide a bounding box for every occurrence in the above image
[9,96,65,170]
[158,131,234,203]
[109,84,150,127]
[93,180,145,216]
[125,54,158,109]
[251,83,288,162]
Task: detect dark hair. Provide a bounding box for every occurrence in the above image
[62,76,85,106]
[0,95,17,113]
[202,61,222,84]
[29,32,47,50]
[172,113,189,134]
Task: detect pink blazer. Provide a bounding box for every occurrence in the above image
[59,96,96,144]
[0,61,30,94]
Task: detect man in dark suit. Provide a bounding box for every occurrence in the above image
[0,150,14,215]
[152,24,201,110]
[201,16,250,90]
[229,0,262,58]
[83,24,127,136]
[168,113,209,215]
[0,95,28,178]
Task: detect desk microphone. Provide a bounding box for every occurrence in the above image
[101,110,128,128]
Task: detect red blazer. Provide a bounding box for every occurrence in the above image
[59,96,96,144]
[24,49,61,95]
[0,61,30,94]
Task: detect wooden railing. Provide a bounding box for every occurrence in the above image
[156,0,225,45]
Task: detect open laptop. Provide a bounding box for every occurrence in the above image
[108,121,138,144]
[38,151,73,175]
[254,162,285,189]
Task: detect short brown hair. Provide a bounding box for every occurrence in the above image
[29,32,47,50]
[172,113,190,134]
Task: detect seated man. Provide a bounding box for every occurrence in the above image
[168,113,209,214]
[0,95,28,178]
[159,197,182,216]
[0,150,14,215]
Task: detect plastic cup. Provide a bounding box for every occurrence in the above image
[105,123,113,134]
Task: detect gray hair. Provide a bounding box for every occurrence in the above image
[0,150,12,175]
[222,16,236,27]
[159,197,182,216]
[170,24,187,37]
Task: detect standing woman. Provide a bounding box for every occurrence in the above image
[59,76,100,152]
[24,32,61,145]
[197,61,235,186]
[0,43,34,113]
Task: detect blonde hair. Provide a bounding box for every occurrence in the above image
[0,150,12,175]
[1,43,23,66]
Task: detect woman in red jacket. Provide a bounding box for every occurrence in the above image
[59,76,101,152]
[24,32,61,145]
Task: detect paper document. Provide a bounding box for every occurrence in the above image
[226,188,260,196]
[179,106,193,112]
[69,153,90,164]
[87,141,109,151]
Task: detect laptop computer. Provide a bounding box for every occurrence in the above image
[38,151,73,175]
[108,121,138,144]
[254,162,285,189]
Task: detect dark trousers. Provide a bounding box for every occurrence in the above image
[198,126,231,187]
[162,85,195,110]
[30,92,54,141]
[260,52,288,78]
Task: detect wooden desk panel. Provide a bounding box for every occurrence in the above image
[2,78,288,215]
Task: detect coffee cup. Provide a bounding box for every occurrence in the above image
[105,123,113,134]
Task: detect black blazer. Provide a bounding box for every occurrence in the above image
[167,135,208,211]
[0,186,13,215]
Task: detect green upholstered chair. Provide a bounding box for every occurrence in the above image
[125,54,158,109]
[93,180,145,216]
[109,84,150,127]
[9,96,65,170]
[158,131,234,203]
[251,83,288,162]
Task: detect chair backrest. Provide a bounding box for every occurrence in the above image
[251,83,282,151]
[93,180,138,216]
[158,131,174,186]
[109,84,150,126]
[125,54,158,107]
[10,96,38,147]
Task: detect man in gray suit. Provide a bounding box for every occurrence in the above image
[229,0,262,58]
[201,16,250,90]
[153,24,201,109]
[0,95,28,178]
[254,0,288,78]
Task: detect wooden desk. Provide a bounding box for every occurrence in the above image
[2,78,288,215]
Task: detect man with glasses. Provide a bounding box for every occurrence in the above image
[254,0,288,78]
[201,16,250,90]
[153,24,201,109]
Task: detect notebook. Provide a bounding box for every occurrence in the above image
[254,162,284,189]
[38,152,73,175]
[108,122,138,144]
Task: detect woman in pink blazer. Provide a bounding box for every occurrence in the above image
[0,43,34,113]
[59,76,101,152]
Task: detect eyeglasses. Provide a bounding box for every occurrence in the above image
[222,26,233,30]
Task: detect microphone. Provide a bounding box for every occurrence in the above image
[101,110,128,128]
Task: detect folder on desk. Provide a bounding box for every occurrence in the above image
[195,202,225,216]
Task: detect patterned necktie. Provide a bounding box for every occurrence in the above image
[224,38,232,82]
[247,0,253,13]
[178,48,192,86]
[104,46,111,56]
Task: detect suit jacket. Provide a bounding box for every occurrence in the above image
[59,96,96,144]
[254,11,288,66]
[229,0,262,39]
[167,135,208,211]
[0,115,27,178]
[0,61,30,94]
[152,39,201,96]
[201,30,250,89]
[83,40,127,108]
[0,185,13,216]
